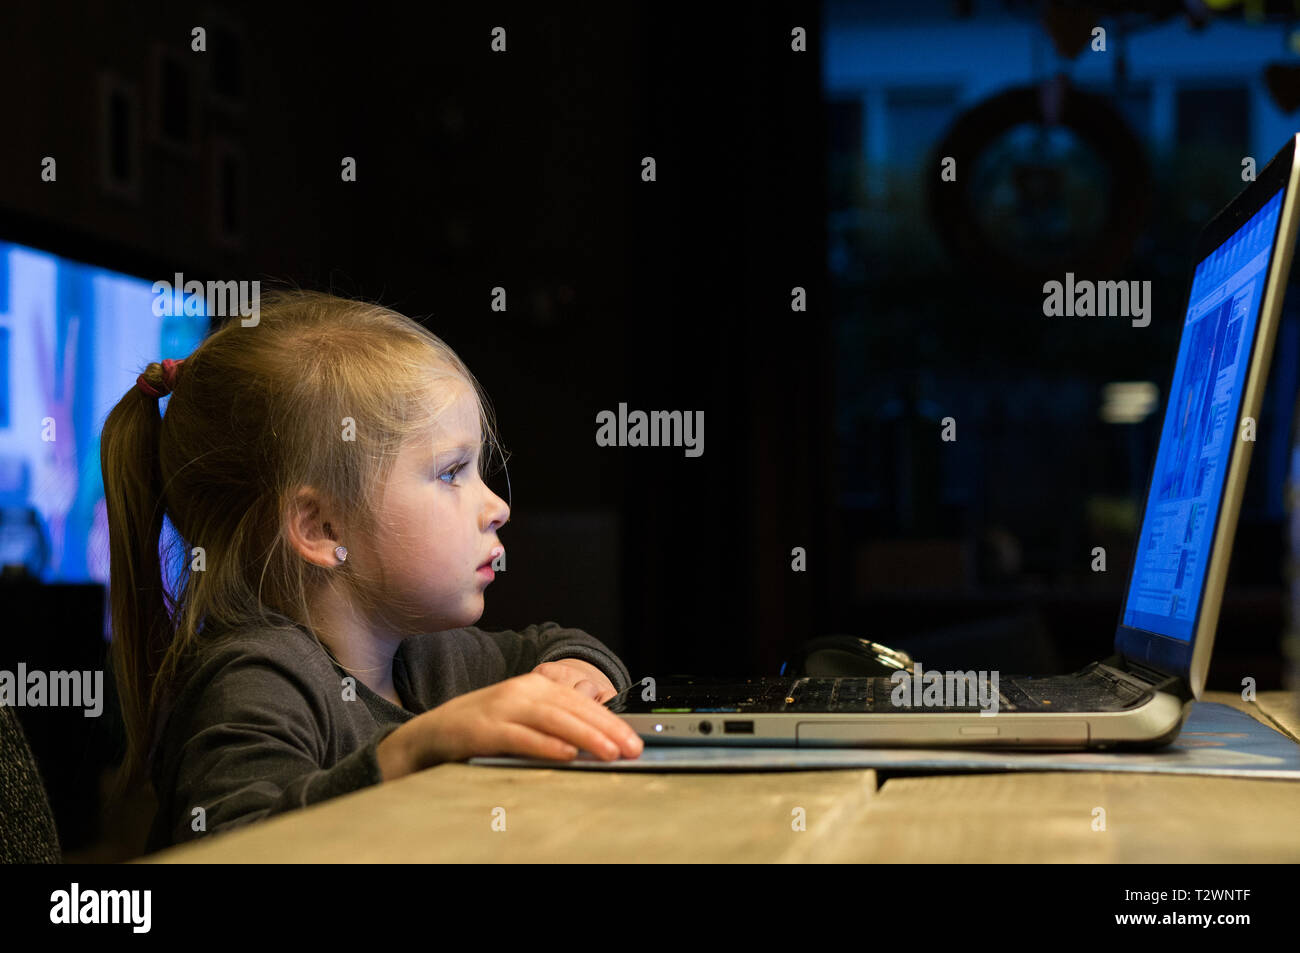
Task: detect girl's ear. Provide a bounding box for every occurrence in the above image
[286,486,342,568]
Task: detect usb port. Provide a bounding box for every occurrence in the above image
[723,720,754,734]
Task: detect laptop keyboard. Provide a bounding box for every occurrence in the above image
[1002,670,1151,712]
[623,669,1153,714]
[789,676,991,712]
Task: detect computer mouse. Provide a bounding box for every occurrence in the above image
[782,635,916,679]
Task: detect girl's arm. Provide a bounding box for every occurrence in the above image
[152,648,401,849]
[401,621,632,703]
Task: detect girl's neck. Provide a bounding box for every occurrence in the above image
[306,589,405,708]
[324,643,403,709]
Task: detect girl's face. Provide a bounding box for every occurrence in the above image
[370,384,510,632]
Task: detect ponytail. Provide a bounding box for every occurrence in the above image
[101,363,174,810]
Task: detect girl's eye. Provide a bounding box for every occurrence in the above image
[439,462,467,484]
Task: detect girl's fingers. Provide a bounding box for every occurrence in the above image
[494,721,579,760]
[530,675,643,757]
[515,691,634,760]
[540,676,642,759]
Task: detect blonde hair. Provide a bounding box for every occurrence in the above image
[99,288,504,808]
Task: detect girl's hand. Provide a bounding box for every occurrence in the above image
[530,658,619,703]
[389,671,643,774]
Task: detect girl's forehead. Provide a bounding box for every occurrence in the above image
[425,386,481,439]
[436,384,477,419]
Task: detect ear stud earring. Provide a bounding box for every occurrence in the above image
[335,546,348,563]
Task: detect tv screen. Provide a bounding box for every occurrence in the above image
[0,239,208,598]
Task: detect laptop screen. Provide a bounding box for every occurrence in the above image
[1121,185,1287,642]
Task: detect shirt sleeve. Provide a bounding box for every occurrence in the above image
[458,621,632,695]
[160,653,399,847]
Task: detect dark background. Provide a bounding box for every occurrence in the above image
[1,0,1298,859]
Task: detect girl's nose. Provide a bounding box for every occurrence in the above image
[488,495,509,530]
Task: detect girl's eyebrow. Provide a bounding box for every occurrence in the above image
[430,441,483,459]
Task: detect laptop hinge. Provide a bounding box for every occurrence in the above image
[1099,653,1187,696]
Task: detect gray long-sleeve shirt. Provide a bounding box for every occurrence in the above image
[144,616,631,853]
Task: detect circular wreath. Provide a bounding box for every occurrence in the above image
[925,82,1151,286]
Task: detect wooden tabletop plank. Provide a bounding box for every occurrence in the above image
[819,770,1300,862]
[143,766,880,863]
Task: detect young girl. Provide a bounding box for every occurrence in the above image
[100,288,642,853]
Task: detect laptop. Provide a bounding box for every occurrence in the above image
[607,132,1300,751]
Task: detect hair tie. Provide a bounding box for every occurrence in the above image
[137,358,183,399]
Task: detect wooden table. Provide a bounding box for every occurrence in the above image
[139,690,1300,863]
